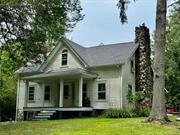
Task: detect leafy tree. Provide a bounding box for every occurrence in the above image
[0,49,17,121]
[117,0,168,122]
[165,0,180,109]
[0,0,84,65]
[0,0,84,121]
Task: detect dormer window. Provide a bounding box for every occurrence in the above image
[61,49,68,66]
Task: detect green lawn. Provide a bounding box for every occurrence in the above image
[0,117,179,135]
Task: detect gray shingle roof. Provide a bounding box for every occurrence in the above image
[16,38,137,73]
[22,68,97,80]
[65,38,137,67]
[15,64,42,74]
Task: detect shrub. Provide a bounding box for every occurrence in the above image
[132,107,150,117]
[101,107,150,118]
[101,109,133,118]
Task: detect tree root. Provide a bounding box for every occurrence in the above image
[145,116,170,124]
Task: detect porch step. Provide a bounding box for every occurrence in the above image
[38,112,54,116]
[40,110,56,113]
[176,118,180,121]
[34,115,51,119]
[32,110,57,120]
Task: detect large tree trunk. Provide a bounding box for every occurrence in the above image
[148,0,167,122]
[0,104,1,121]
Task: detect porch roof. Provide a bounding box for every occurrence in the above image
[22,68,98,81]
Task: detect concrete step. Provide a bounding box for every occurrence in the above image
[40,110,56,113]
[32,110,57,120]
[34,115,51,119]
[32,118,48,121]
[38,112,54,116]
[176,118,180,121]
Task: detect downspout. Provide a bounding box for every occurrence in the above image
[117,64,123,109]
[121,66,123,109]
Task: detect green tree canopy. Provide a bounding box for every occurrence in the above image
[0,0,84,121]
[0,0,84,66]
[165,0,180,106]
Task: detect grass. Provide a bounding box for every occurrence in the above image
[0,117,179,135]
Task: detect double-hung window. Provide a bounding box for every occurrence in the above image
[98,83,106,100]
[61,49,68,66]
[28,86,35,101]
[131,60,135,73]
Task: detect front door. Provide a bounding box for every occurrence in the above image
[63,83,73,107]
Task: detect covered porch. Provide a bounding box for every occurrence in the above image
[23,106,93,120]
[23,107,93,112]
[22,68,97,113]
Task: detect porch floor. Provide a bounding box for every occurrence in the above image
[23,107,93,112]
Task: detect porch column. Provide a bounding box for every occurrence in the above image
[24,81,29,107]
[79,76,83,107]
[59,79,64,107]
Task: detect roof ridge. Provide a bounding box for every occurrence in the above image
[64,38,134,48]
[87,41,135,48]
[64,38,86,49]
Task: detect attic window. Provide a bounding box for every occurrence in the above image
[61,49,68,66]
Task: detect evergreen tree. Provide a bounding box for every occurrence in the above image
[135,24,153,107]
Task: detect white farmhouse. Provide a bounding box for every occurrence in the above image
[15,37,137,120]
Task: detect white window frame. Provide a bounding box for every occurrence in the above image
[28,85,36,102]
[61,49,68,66]
[128,84,133,95]
[44,85,51,102]
[130,60,135,73]
[97,82,106,100]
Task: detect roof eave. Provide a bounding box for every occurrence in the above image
[21,68,97,80]
[88,63,125,68]
[15,70,43,75]
[126,43,138,61]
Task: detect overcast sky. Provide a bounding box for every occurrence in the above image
[67,0,157,47]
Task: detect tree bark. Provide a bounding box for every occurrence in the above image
[0,104,1,121]
[148,0,167,122]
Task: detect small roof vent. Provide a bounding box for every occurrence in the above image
[99,42,104,46]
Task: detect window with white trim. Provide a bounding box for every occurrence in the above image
[44,85,50,101]
[61,49,68,66]
[131,60,135,73]
[28,86,35,101]
[128,85,133,95]
[127,84,133,103]
[98,83,106,100]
